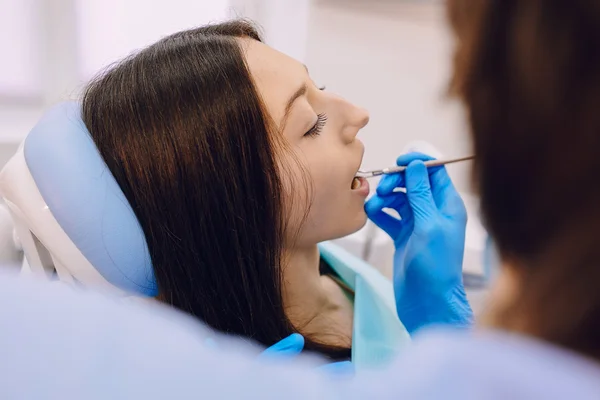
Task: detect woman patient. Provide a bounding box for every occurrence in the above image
[81,20,406,361]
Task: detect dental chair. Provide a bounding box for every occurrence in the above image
[0,102,157,297]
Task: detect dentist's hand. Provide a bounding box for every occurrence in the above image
[259,334,305,360]
[259,334,354,376]
[365,152,473,334]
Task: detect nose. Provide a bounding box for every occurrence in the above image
[355,107,370,130]
[344,104,370,143]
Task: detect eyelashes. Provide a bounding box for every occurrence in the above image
[303,85,327,137]
[304,113,328,137]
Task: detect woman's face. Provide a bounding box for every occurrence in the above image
[242,39,370,247]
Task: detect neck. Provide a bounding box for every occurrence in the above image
[281,243,353,347]
[281,244,329,321]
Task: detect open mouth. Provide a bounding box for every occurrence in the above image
[351,176,369,193]
[351,141,367,192]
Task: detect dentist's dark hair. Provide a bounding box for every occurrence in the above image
[81,20,348,359]
[448,1,600,360]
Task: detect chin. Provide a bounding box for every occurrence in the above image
[350,209,368,232]
[304,204,369,245]
[330,208,368,241]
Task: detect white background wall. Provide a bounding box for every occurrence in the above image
[0,0,42,97]
[76,0,231,80]
[0,0,233,164]
[305,0,472,193]
[0,0,473,190]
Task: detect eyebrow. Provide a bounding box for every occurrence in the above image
[281,83,307,129]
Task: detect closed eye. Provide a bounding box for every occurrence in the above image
[304,113,327,137]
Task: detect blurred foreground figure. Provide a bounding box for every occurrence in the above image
[0,273,599,399]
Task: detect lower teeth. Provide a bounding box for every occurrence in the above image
[351,177,361,189]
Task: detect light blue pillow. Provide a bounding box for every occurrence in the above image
[24,101,157,296]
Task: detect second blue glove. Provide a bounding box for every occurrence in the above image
[365,152,473,334]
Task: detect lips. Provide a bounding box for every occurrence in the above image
[351,176,369,195]
[351,141,366,187]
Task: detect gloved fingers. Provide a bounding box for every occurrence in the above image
[365,193,414,244]
[442,189,468,223]
[397,152,464,217]
[396,152,435,167]
[405,160,438,225]
[365,195,402,239]
[424,164,467,222]
[398,152,445,179]
[428,165,460,210]
[378,152,442,196]
[384,191,415,229]
[376,174,405,196]
[259,333,304,359]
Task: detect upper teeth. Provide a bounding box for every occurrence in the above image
[352,177,361,189]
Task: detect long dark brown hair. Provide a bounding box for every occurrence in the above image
[81,20,349,359]
[448,1,600,360]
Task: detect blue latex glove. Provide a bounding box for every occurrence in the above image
[260,334,354,376]
[204,334,304,361]
[259,333,305,360]
[365,152,473,334]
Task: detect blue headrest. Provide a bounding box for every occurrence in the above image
[24,102,158,296]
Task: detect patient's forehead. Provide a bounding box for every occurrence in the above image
[239,38,306,125]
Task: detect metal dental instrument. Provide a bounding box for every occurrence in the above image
[355,155,475,179]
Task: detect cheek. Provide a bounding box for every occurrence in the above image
[279,146,367,247]
[278,157,314,244]
[299,163,367,244]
